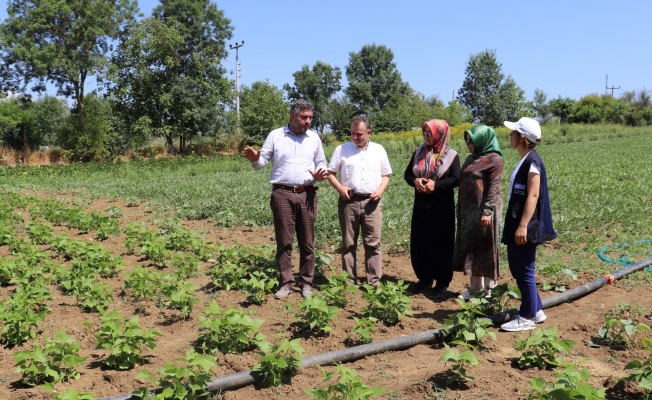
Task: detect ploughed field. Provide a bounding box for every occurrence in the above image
[0,190,651,400]
[0,130,651,399]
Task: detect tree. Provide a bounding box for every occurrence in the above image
[549,97,575,124]
[57,93,114,161]
[109,0,233,154]
[239,80,288,146]
[532,88,551,123]
[438,100,473,127]
[31,96,70,146]
[0,0,137,111]
[284,61,341,137]
[325,96,356,141]
[345,44,410,115]
[457,49,529,126]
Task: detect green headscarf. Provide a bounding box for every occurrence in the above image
[465,124,503,159]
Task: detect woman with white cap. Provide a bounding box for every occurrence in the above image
[500,117,558,332]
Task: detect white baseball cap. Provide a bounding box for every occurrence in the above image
[504,117,541,143]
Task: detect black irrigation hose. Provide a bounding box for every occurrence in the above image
[99,255,652,400]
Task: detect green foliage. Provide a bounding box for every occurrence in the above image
[620,337,652,394]
[0,304,47,347]
[549,96,576,124]
[26,221,54,245]
[515,326,577,369]
[345,44,410,115]
[284,61,342,136]
[294,295,339,334]
[352,316,377,344]
[96,311,162,370]
[57,94,115,161]
[54,388,96,400]
[170,252,200,279]
[135,349,218,400]
[242,270,278,305]
[596,310,650,350]
[0,0,136,111]
[361,280,412,325]
[125,223,152,255]
[482,283,520,315]
[538,263,577,292]
[318,270,357,308]
[240,80,289,146]
[438,344,481,385]
[125,266,160,301]
[441,298,496,351]
[528,363,606,399]
[196,301,266,355]
[457,49,531,126]
[14,329,86,389]
[157,275,199,319]
[305,364,386,399]
[110,1,234,155]
[252,337,304,388]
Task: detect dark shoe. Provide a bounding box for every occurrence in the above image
[411,280,432,293]
[431,285,449,296]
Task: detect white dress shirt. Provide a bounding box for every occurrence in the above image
[253,125,327,186]
[328,141,392,194]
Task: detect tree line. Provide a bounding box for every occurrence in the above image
[1,1,650,161]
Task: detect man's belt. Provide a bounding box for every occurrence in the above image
[350,193,371,200]
[272,184,318,193]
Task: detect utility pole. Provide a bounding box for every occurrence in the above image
[229,41,245,127]
[605,74,620,96]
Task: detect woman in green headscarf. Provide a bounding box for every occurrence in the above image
[452,124,504,299]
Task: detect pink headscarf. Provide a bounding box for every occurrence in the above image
[412,119,458,179]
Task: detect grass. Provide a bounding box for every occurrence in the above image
[0,124,651,282]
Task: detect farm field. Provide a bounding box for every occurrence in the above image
[0,128,652,399]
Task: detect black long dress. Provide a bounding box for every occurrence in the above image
[404,152,460,288]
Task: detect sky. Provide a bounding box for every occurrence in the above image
[3,0,652,103]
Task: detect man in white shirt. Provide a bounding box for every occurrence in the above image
[242,99,329,299]
[327,116,391,287]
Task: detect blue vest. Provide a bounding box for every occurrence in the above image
[501,151,558,246]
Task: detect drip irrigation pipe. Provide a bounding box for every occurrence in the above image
[99,255,652,400]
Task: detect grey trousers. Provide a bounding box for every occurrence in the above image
[270,189,316,287]
[338,197,383,285]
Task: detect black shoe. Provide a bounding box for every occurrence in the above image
[411,280,432,293]
[431,285,449,295]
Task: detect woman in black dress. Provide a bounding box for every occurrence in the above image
[404,119,460,295]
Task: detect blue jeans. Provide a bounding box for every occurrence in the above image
[507,244,542,319]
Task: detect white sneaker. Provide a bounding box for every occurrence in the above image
[534,309,547,324]
[501,315,536,332]
[458,290,471,300]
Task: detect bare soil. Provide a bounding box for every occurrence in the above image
[0,192,649,399]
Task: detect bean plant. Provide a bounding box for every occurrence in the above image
[196,301,266,355]
[252,337,304,388]
[96,311,162,370]
[515,326,577,369]
[14,329,86,390]
[305,364,386,399]
[135,349,218,400]
[361,280,412,325]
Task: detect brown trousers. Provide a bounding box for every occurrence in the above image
[338,198,383,285]
[270,189,317,287]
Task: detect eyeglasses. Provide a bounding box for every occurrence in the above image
[423,130,432,136]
